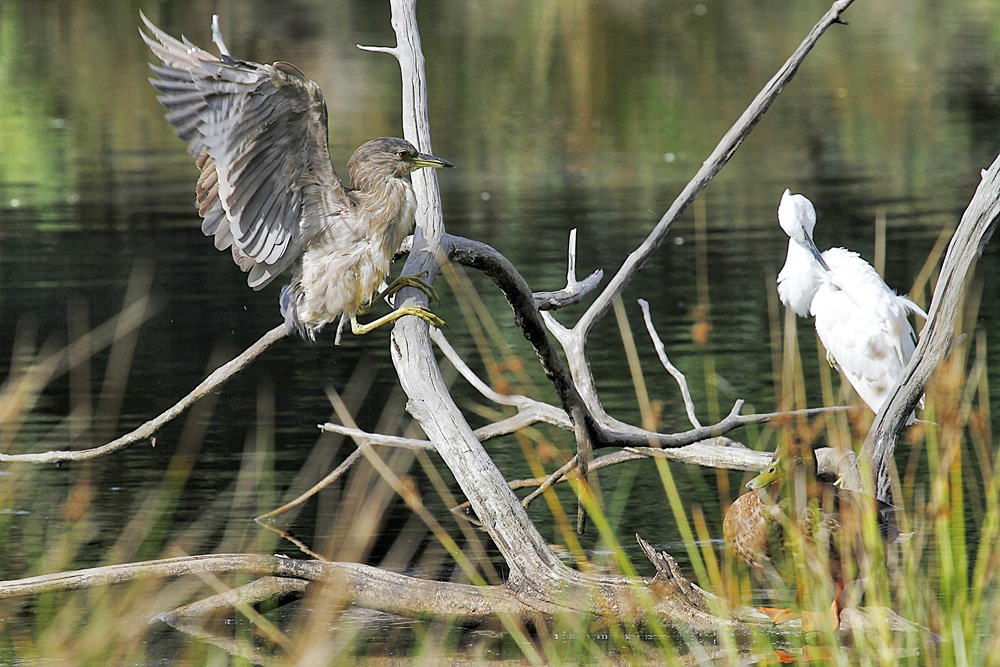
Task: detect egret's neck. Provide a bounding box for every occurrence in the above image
[777,238,823,317]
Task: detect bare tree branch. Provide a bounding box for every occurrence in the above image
[317,410,853,474]
[471,405,572,440]
[861,156,1000,501]
[532,229,604,310]
[511,444,857,513]
[316,423,435,451]
[441,234,602,434]
[1,325,287,464]
[439,233,603,530]
[397,231,604,313]
[520,455,580,508]
[638,299,702,429]
[430,328,526,408]
[379,0,576,588]
[255,446,367,522]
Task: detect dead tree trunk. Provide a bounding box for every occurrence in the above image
[860,161,1000,502]
[361,0,860,632]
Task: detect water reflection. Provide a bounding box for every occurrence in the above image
[1,0,999,661]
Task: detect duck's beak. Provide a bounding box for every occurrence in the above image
[746,458,782,490]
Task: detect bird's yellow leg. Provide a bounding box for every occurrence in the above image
[358,270,439,316]
[350,306,446,336]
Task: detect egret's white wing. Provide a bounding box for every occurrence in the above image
[141,14,348,290]
[811,248,921,412]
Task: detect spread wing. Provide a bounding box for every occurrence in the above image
[141,13,349,289]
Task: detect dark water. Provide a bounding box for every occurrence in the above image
[2,0,1000,659]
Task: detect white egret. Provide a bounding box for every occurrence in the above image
[776,189,926,418]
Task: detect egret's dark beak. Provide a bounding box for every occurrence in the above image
[409,152,455,169]
[801,225,831,272]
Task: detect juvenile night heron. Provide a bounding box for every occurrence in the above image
[140,14,454,340]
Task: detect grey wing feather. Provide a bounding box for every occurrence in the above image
[140,13,348,290]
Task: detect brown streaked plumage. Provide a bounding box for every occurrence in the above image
[140,13,454,340]
[723,441,899,625]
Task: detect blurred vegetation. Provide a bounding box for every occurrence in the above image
[0,227,998,664]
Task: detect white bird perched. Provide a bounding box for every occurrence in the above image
[776,189,927,418]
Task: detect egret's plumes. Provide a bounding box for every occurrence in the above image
[776,190,926,417]
[140,14,453,341]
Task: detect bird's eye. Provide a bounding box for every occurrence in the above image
[398,150,408,159]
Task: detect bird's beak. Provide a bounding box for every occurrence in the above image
[409,152,456,169]
[746,460,781,490]
[800,225,832,272]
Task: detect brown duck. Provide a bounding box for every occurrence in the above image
[723,441,899,627]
